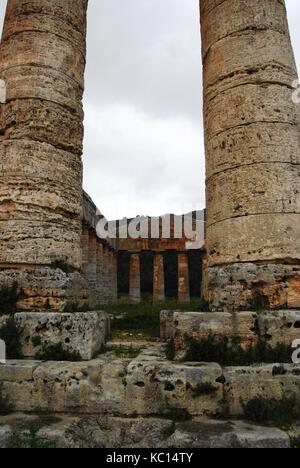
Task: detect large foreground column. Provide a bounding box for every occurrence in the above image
[0,0,88,309]
[201,0,300,310]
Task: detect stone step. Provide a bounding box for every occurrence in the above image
[0,413,292,448]
[1,345,300,420]
[160,310,300,360]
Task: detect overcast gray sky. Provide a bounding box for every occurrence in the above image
[1,1,300,219]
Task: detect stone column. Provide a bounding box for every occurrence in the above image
[201,251,209,303]
[0,0,88,309]
[153,251,165,304]
[96,242,104,304]
[201,0,300,310]
[129,252,141,304]
[81,224,90,278]
[178,251,190,304]
[87,230,97,306]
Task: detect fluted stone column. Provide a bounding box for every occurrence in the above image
[129,252,141,304]
[87,230,97,306]
[96,242,104,304]
[153,251,165,304]
[81,224,90,278]
[0,0,88,309]
[107,249,117,303]
[178,252,190,304]
[201,0,300,310]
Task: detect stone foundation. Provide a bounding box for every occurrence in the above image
[161,310,300,361]
[0,267,88,311]
[208,263,300,311]
[0,345,300,419]
[0,413,291,449]
[13,312,109,361]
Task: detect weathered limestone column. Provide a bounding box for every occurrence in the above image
[0,0,88,309]
[201,0,300,310]
[178,251,190,304]
[111,250,118,302]
[153,251,165,304]
[129,252,141,304]
[87,230,97,306]
[96,242,104,304]
[81,224,90,278]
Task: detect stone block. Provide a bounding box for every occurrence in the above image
[173,311,258,360]
[258,310,300,346]
[0,361,40,382]
[14,312,109,361]
[223,364,300,416]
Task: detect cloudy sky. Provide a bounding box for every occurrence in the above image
[1,1,300,219]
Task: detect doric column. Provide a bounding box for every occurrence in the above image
[87,230,97,306]
[201,0,300,310]
[96,241,104,304]
[0,0,88,308]
[129,252,141,304]
[153,251,165,304]
[178,251,190,304]
[107,249,117,303]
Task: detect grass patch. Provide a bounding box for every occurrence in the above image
[0,316,23,359]
[9,424,57,449]
[184,335,292,366]
[100,298,209,340]
[243,397,300,428]
[110,346,142,359]
[36,343,82,362]
[0,282,20,315]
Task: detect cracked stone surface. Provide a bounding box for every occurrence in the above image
[201,0,300,310]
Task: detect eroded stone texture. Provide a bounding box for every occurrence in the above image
[0,0,88,308]
[168,310,300,360]
[172,311,258,360]
[0,414,291,448]
[15,312,109,360]
[201,0,300,309]
[0,267,88,311]
[1,346,300,423]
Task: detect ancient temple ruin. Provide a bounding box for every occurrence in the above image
[1,0,300,449]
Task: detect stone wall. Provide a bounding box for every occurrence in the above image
[1,345,300,419]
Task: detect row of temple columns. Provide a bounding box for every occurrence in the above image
[129,251,191,304]
[81,224,118,306]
